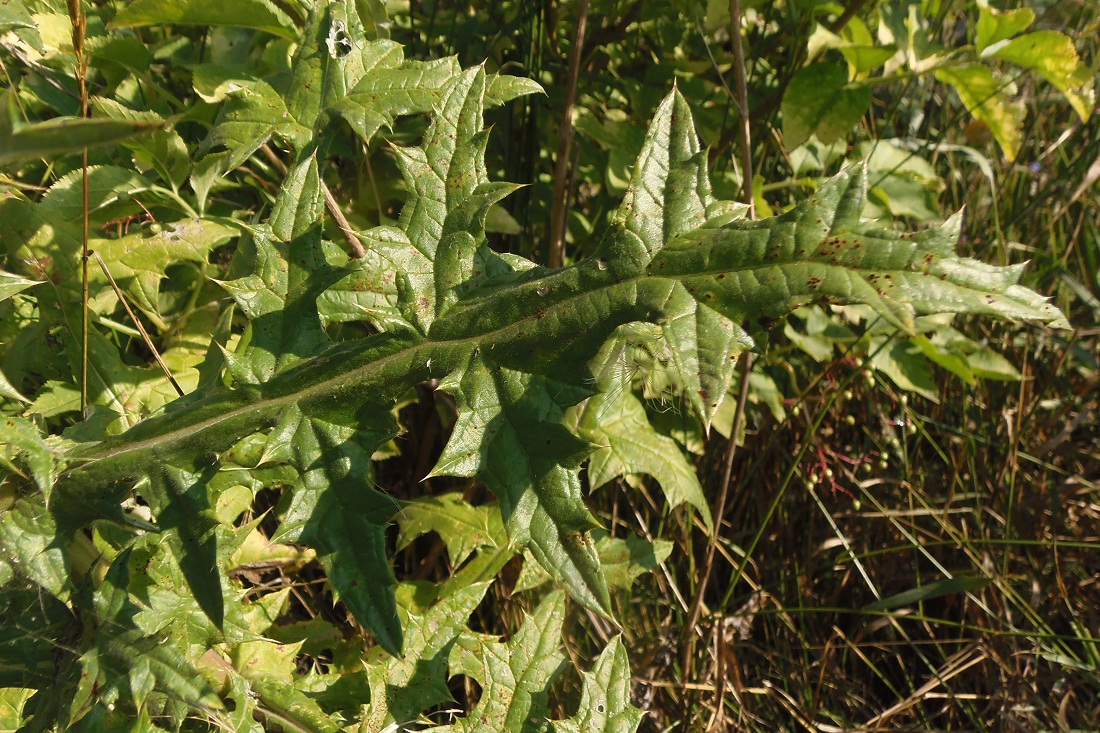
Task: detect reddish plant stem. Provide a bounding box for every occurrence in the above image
[547,0,589,268]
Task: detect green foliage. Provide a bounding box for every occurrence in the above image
[0,1,1080,731]
[785,3,1093,161]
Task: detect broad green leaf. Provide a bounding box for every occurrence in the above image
[354,0,390,40]
[859,141,943,221]
[361,581,490,728]
[1,195,239,318]
[485,74,544,107]
[975,5,1034,53]
[837,44,896,75]
[0,1,33,35]
[987,31,1095,121]
[966,347,1022,381]
[869,336,939,402]
[395,493,507,567]
[0,416,59,494]
[434,355,612,618]
[92,99,191,190]
[332,43,462,143]
[0,369,28,403]
[230,639,303,684]
[934,64,1025,161]
[0,496,70,601]
[595,533,672,590]
[577,381,712,530]
[109,0,298,39]
[781,62,871,150]
[912,333,976,385]
[553,636,644,733]
[95,218,241,315]
[38,165,156,224]
[198,78,312,169]
[441,591,566,732]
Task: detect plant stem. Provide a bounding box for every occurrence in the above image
[548,0,588,268]
[68,0,90,416]
[92,251,184,397]
[260,143,367,258]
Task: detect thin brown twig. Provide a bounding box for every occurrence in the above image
[260,144,367,259]
[67,0,90,415]
[547,0,589,268]
[92,251,184,397]
[682,0,756,708]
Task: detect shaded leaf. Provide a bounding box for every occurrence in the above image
[110,0,298,39]
[864,576,993,612]
[781,63,871,150]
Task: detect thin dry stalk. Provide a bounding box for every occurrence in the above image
[547,0,589,268]
[260,144,367,258]
[67,0,90,414]
[91,251,184,397]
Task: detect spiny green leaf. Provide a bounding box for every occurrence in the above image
[394,65,504,332]
[553,636,644,733]
[273,405,404,655]
[435,355,611,617]
[516,532,672,593]
[441,591,567,732]
[80,549,224,721]
[362,581,491,728]
[333,44,462,143]
[396,493,507,567]
[608,86,711,267]
[578,382,711,529]
[142,463,226,629]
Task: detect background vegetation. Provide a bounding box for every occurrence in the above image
[0,0,1097,730]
